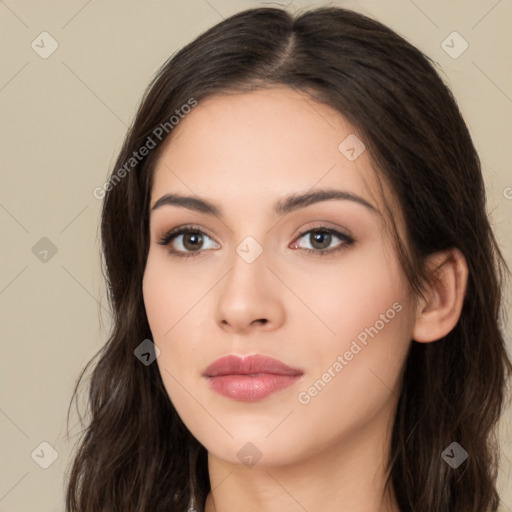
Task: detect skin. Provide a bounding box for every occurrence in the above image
[142,87,468,512]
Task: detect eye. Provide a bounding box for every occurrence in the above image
[290,227,355,256]
[157,225,219,258]
[156,224,355,259]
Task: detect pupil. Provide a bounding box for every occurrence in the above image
[311,231,331,249]
[184,231,202,251]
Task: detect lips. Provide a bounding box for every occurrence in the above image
[203,354,303,377]
[203,354,304,402]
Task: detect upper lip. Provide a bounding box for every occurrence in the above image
[203,354,304,377]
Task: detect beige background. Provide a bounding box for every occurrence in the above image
[0,0,511,510]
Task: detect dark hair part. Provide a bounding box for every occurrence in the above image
[65,6,512,512]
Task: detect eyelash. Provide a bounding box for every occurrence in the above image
[156,224,355,259]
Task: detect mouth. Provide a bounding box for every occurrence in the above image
[203,354,304,402]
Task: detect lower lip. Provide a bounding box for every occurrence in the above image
[205,374,303,401]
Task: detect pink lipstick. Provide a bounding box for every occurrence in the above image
[203,354,304,401]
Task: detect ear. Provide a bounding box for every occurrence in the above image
[412,248,468,343]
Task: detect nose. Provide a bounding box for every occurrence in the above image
[214,248,285,335]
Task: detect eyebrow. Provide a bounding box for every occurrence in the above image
[150,188,379,217]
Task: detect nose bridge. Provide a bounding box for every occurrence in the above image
[223,235,269,302]
[214,234,284,332]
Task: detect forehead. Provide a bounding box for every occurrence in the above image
[151,87,386,218]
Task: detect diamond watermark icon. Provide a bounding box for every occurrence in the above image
[441,31,468,59]
[32,237,58,263]
[31,31,59,59]
[237,442,262,468]
[31,441,59,469]
[236,236,263,264]
[134,339,160,365]
[338,134,365,161]
[441,441,468,468]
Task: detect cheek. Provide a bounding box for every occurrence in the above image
[286,241,407,347]
[290,243,412,413]
[142,253,204,381]
[142,262,195,414]
[143,251,201,338]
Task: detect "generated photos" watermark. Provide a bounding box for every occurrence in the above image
[297,301,403,405]
[93,98,197,200]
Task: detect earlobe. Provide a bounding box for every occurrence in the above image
[412,248,468,343]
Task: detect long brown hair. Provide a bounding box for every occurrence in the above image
[65,6,512,511]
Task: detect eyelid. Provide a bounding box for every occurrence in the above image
[292,220,353,240]
[156,224,218,246]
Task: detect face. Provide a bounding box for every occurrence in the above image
[142,87,416,467]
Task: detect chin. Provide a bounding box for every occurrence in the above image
[197,427,309,469]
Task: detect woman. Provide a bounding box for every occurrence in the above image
[65,6,512,512]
